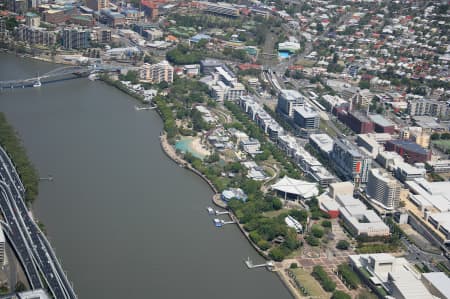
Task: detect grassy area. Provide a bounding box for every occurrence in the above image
[433,139,450,154]
[295,59,316,67]
[286,247,303,258]
[262,209,289,218]
[292,268,330,299]
[319,119,338,137]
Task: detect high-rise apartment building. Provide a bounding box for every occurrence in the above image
[140,60,174,84]
[366,168,401,210]
[331,138,371,184]
[86,0,108,11]
[62,28,90,49]
[16,25,58,46]
[277,89,304,117]
[293,107,320,129]
[25,12,40,27]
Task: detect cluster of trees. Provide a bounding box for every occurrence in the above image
[312,265,336,292]
[431,132,450,140]
[337,263,361,289]
[119,70,139,84]
[358,80,370,89]
[154,96,177,139]
[307,196,330,220]
[0,113,39,204]
[166,44,203,65]
[170,14,243,29]
[155,77,211,138]
[222,47,250,62]
[228,197,301,260]
[4,17,18,31]
[336,240,350,250]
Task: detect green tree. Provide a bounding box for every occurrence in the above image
[431,133,441,140]
[336,240,350,250]
[269,247,286,261]
[337,263,361,289]
[359,80,370,89]
[306,235,320,246]
[317,22,324,32]
[311,225,324,238]
[14,281,26,292]
[321,220,332,228]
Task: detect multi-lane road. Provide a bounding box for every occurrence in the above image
[0,146,77,299]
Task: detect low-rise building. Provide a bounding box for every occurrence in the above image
[329,181,354,199]
[200,1,240,18]
[221,188,247,202]
[337,194,390,237]
[318,193,340,218]
[427,160,450,173]
[368,114,395,134]
[349,253,436,299]
[394,161,426,182]
[271,176,319,200]
[240,138,261,155]
[43,6,77,24]
[385,140,431,164]
[421,272,450,299]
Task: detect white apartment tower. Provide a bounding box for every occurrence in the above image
[366,168,401,210]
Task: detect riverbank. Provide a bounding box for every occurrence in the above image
[0,112,39,205]
[98,71,301,299]
[158,131,300,299]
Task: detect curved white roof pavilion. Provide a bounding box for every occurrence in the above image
[271,176,319,200]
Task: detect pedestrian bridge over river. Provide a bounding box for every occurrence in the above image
[0,64,121,89]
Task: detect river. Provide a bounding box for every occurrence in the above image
[0,53,292,299]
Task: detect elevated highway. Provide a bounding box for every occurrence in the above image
[0,146,77,299]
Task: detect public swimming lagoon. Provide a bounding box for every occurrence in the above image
[175,137,208,159]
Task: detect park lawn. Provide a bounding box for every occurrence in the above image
[262,209,289,218]
[433,140,450,153]
[292,268,331,299]
[286,247,303,258]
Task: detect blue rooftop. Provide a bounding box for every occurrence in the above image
[190,34,211,43]
[389,140,429,155]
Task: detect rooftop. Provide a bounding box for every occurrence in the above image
[388,139,429,155]
[271,176,318,199]
[309,133,334,153]
[369,114,395,127]
[294,106,319,118]
[422,272,450,298]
